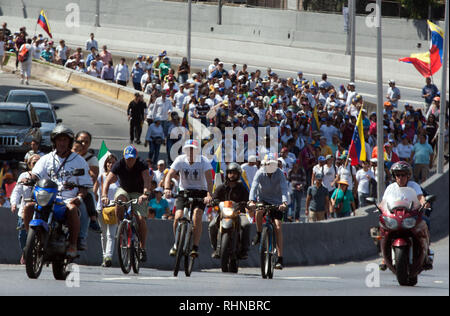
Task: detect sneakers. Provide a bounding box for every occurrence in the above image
[77,238,87,251]
[89,220,102,234]
[211,249,220,259]
[140,249,147,263]
[252,232,261,246]
[190,246,199,258]
[102,257,112,267]
[169,246,177,257]
[238,250,248,260]
[67,247,78,259]
[379,259,387,271]
[275,257,283,270]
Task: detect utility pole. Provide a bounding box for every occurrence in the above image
[437,0,449,174]
[95,0,100,27]
[187,0,192,66]
[218,0,222,25]
[376,0,384,203]
[350,0,356,82]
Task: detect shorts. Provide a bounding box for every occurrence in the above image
[114,187,148,218]
[175,190,207,212]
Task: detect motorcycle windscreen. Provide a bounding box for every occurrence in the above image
[381,186,420,212]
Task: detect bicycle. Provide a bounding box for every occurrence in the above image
[110,199,142,274]
[256,203,281,279]
[172,192,206,277]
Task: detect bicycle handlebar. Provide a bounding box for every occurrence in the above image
[105,199,139,208]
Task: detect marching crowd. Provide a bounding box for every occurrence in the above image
[1,23,448,266]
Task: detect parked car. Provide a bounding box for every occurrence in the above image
[0,103,42,160]
[4,89,61,151]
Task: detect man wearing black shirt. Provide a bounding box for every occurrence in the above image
[102,145,152,261]
[127,93,147,144]
[209,163,251,260]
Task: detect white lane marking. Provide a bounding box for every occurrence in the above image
[278,276,341,280]
[103,277,132,281]
[102,276,178,281]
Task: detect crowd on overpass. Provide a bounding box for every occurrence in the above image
[1,22,449,265]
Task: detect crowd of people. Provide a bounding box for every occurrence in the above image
[1,22,448,268]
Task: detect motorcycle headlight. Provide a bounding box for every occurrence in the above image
[382,216,398,230]
[402,217,417,229]
[36,190,54,207]
[222,207,235,217]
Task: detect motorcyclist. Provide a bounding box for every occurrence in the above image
[379,161,433,270]
[248,153,289,270]
[209,162,252,260]
[22,125,93,258]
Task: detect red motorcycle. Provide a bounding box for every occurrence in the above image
[367,186,435,286]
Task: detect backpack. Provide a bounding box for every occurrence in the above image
[18,45,30,62]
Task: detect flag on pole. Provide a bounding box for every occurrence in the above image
[348,108,366,166]
[427,20,444,75]
[37,10,52,38]
[240,169,250,193]
[212,144,223,193]
[0,167,4,188]
[399,52,433,78]
[97,141,111,175]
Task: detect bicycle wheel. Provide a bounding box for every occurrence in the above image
[185,227,195,277]
[131,226,140,274]
[174,223,186,277]
[116,221,131,274]
[267,229,276,279]
[260,227,271,279]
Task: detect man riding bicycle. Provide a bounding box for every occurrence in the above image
[101,145,152,262]
[164,139,214,258]
[248,153,289,270]
[23,125,93,258]
[209,162,252,260]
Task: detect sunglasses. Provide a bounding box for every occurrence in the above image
[395,173,408,178]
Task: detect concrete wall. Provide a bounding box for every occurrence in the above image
[1,0,447,88]
[1,166,447,269]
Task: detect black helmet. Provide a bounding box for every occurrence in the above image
[390,161,412,178]
[50,125,74,148]
[226,162,242,177]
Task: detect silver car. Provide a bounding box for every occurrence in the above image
[4,89,62,150]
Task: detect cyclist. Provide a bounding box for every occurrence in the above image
[101,145,152,262]
[209,162,251,260]
[164,139,214,258]
[22,125,92,258]
[380,161,433,270]
[248,153,289,270]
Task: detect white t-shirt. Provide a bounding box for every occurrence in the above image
[356,169,375,194]
[383,181,423,200]
[32,151,93,200]
[171,154,212,191]
[96,173,119,210]
[338,165,356,190]
[320,124,339,145]
[56,45,68,60]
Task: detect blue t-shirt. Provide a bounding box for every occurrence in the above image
[412,142,433,164]
[422,84,439,105]
[132,67,144,83]
[148,198,169,219]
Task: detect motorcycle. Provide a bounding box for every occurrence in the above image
[22,168,87,280]
[367,186,435,286]
[213,200,248,273]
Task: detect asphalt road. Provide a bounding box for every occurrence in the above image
[0,237,447,296]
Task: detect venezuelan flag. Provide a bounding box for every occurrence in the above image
[211,144,223,193]
[240,169,250,193]
[310,105,321,132]
[427,20,444,75]
[37,10,52,39]
[399,52,433,78]
[348,107,366,166]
